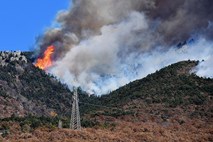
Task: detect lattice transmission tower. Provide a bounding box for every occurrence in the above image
[70,88,81,130]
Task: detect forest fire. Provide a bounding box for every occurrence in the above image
[35,45,55,70]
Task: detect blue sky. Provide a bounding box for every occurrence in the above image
[0,0,70,51]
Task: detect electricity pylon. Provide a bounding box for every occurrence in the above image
[70,88,81,130]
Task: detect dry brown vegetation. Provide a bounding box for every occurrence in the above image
[1,115,212,142]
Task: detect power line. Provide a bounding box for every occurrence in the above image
[70,88,81,130]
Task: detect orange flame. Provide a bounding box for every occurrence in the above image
[35,45,55,70]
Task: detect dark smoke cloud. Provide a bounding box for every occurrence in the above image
[37,0,156,56]
[35,0,213,94]
[57,0,154,35]
[37,0,213,55]
[150,0,213,45]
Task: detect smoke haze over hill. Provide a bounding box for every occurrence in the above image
[35,0,213,94]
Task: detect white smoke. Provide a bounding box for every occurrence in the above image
[48,11,213,95]
[195,55,213,78]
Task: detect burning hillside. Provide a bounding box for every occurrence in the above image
[35,45,55,70]
[35,0,213,95]
[1,60,213,141]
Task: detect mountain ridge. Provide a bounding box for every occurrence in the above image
[0,51,212,141]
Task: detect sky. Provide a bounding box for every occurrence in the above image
[0,0,70,51]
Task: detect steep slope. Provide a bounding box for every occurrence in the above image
[98,61,213,116]
[0,51,72,118]
[101,60,212,106]
[80,61,213,119]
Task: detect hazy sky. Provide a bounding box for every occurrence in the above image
[0,0,70,51]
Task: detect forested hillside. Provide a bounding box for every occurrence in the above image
[0,52,212,141]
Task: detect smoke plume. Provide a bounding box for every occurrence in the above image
[36,0,213,95]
